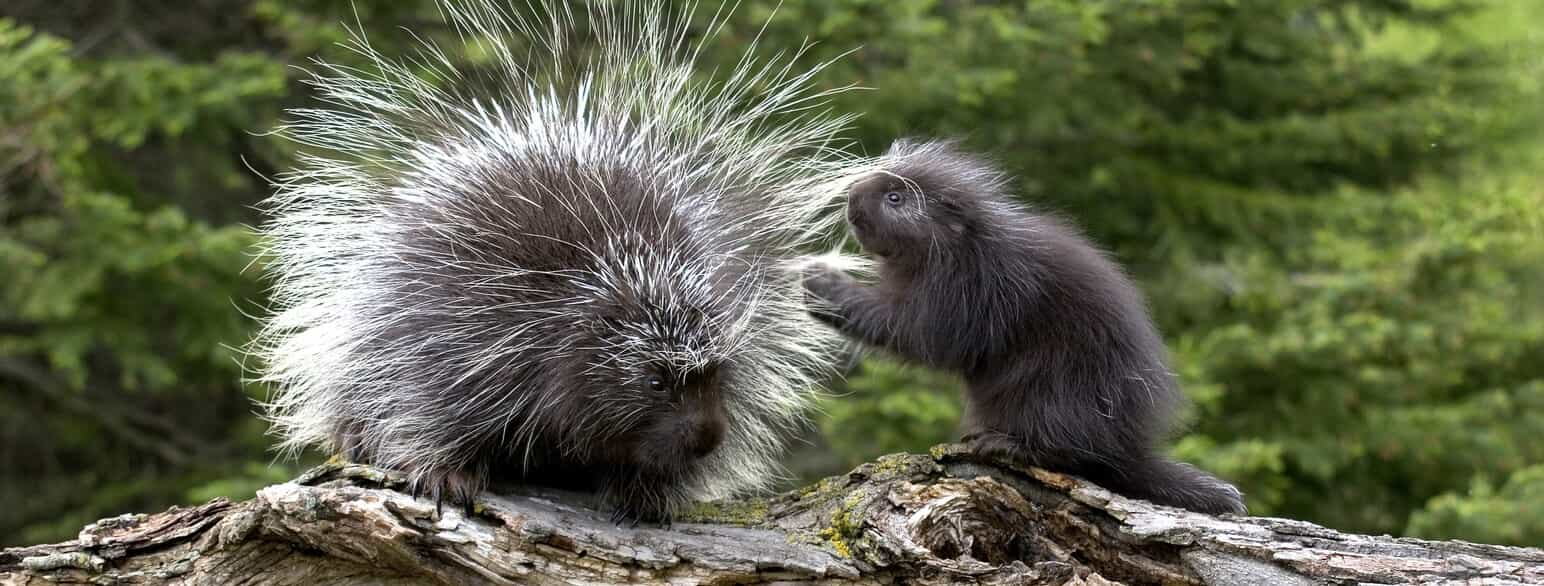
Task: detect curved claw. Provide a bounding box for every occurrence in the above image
[406,469,484,519]
[608,505,672,528]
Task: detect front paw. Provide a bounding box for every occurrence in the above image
[801,263,856,329]
[606,490,675,528]
[601,471,678,528]
[408,468,484,517]
[609,502,673,528]
[801,261,853,301]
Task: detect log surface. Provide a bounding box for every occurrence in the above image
[4,446,1541,585]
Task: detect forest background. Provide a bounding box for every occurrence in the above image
[3,0,1540,547]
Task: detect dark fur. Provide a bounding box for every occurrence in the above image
[805,139,1245,515]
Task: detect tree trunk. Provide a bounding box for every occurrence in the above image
[3,445,1540,585]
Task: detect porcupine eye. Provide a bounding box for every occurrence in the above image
[884,191,903,206]
[645,374,666,393]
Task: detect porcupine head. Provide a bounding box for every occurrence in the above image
[253,0,870,523]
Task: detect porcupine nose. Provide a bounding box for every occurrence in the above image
[688,415,726,459]
[846,191,868,232]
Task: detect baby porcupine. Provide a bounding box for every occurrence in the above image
[804,139,1246,515]
[252,0,870,523]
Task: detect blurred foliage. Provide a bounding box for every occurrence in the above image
[818,358,963,466]
[0,13,284,544]
[1407,463,1544,545]
[1,0,1540,547]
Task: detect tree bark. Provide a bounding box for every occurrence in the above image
[4,445,1540,585]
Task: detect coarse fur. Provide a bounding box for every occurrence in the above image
[252,0,874,523]
[804,139,1246,515]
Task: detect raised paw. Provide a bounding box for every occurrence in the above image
[800,261,856,327]
[801,261,853,301]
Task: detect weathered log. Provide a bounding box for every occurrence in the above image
[4,446,1540,585]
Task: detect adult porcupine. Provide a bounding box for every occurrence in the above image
[803,139,1246,515]
[253,1,869,522]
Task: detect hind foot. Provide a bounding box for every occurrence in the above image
[964,431,1030,466]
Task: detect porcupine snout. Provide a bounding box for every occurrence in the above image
[845,173,887,236]
[684,388,727,459]
[846,187,870,233]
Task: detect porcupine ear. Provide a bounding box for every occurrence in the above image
[932,197,972,235]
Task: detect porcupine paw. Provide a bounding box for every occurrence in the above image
[964,431,1031,467]
[608,500,673,529]
[408,469,484,518]
[602,473,676,528]
[800,261,850,300]
[800,261,853,325]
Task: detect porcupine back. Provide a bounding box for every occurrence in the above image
[252,0,870,507]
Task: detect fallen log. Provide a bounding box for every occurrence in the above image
[4,445,1540,585]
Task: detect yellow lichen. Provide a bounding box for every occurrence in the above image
[814,496,865,558]
[829,536,852,558]
[870,454,913,474]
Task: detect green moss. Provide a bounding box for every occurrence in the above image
[675,498,770,526]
